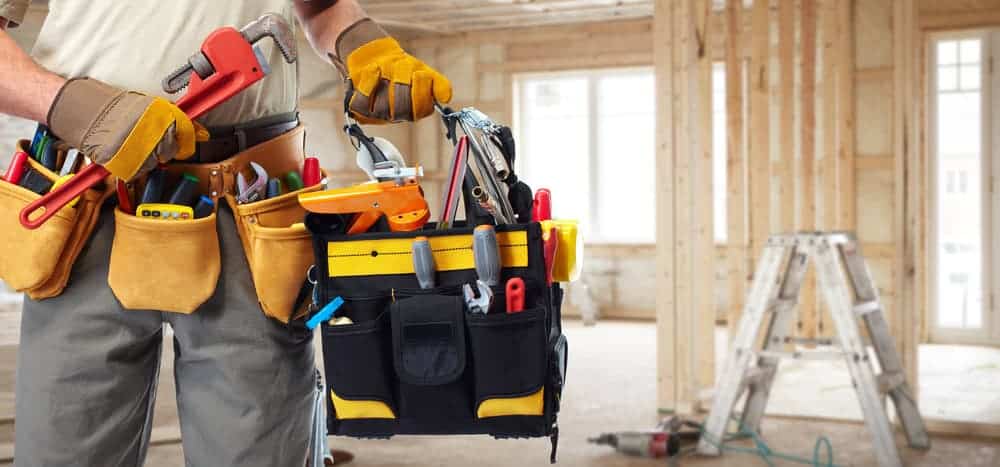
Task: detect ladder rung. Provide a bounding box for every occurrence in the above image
[854,301,880,316]
[755,349,845,361]
[785,337,836,346]
[878,372,906,394]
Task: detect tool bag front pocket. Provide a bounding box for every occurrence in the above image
[233,182,324,323]
[108,209,220,313]
[467,307,548,419]
[389,294,473,423]
[0,147,107,298]
[322,310,398,436]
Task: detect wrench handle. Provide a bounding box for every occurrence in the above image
[19,164,108,230]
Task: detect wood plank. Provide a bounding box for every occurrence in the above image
[798,0,819,342]
[919,9,1000,30]
[654,0,678,413]
[673,0,696,415]
[838,0,856,231]
[694,0,716,407]
[778,0,795,234]
[818,0,839,337]
[893,0,921,399]
[725,0,747,339]
[748,0,771,280]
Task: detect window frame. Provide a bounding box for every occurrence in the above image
[927,29,995,345]
[513,67,657,245]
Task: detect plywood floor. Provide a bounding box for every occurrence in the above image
[0,312,998,466]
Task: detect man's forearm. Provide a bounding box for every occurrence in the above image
[0,28,64,124]
[297,0,368,65]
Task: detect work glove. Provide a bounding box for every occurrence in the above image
[333,19,453,124]
[47,78,203,181]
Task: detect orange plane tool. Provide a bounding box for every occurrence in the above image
[298,179,430,235]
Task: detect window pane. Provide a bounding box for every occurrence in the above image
[938,65,958,91]
[960,65,980,90]
[936,85,983,330]
[959,39,981,64]
[596,72,655,243]
[519,76,591,236]
[937,41,958,65]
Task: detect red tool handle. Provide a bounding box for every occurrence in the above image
[533,189,552,222]
[20,164,108,229]
[506,278,525,314]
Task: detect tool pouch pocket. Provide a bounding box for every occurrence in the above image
[108,209,221,313]
[310,218,567,448]
[322,310,398,428]
[0,141,108,299]
[232,180,325,323]
[467,307,548,419]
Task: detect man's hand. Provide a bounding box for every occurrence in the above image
[336,20,452,124]
[299,1,453,124]
[47,78,199,181]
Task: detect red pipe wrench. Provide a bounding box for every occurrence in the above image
[19,13,297,229]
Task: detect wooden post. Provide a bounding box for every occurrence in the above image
[654,0,678,413]
[725,0,746,338]
[673,0,696,413]
[838,0,856,231]
[693,0,715,403]
[749,0,771,278]
[818,0,838,336]
[893,0,920,399]
[798,0,819,341]
[778,0,796,234]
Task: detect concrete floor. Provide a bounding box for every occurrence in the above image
[0,311,999,466]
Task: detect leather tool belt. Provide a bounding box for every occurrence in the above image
[0,125,323,324]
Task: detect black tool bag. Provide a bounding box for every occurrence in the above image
[308,216,568,462]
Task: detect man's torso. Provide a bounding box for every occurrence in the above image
[33,0,299,126]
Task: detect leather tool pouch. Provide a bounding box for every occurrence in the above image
[108,208,220,313]
[0,140,110,300]
[107,126,322,320]
[309,219,568,460]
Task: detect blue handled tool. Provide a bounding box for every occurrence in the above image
[306,296,345,330]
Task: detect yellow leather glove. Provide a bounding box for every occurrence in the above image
[47,78,207,181]
[334,19,452,124]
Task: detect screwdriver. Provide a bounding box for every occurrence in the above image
[412,236,436,289]
[473,225,501,288]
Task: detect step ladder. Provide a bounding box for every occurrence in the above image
[697,232,930,467]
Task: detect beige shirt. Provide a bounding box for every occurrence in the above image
[0,0,299,127]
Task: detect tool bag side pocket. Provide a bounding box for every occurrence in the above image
[323,310,398,436]
[0,144,107,298]
[108,209,220,313]
[233,180,325,323]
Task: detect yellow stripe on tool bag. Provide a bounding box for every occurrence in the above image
[328,231,529,277]
[330,390,396,420]
[476,388,545,418]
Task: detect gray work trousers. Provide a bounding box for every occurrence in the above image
[14,204,316,467]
